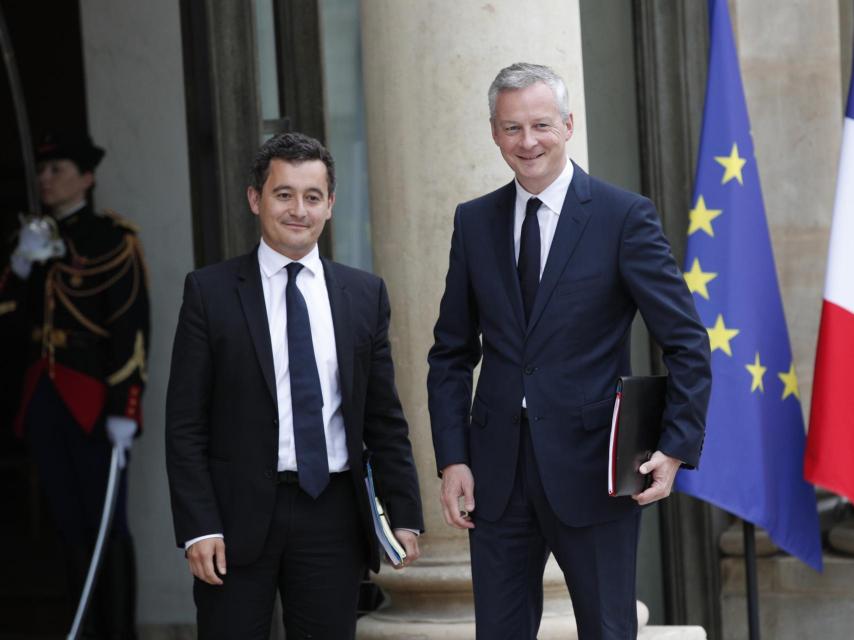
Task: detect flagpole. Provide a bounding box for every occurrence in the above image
[742,521,760,640]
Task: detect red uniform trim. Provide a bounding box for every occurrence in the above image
[14,359,107,437]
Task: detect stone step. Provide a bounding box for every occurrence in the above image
[641,626,707,639]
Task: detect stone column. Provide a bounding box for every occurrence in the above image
[356,1,599,637]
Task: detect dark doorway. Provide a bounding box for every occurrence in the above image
[0,1,88,636]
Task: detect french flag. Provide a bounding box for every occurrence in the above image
[804,59,854,502]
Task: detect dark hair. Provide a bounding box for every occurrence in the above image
[250,132,336,194]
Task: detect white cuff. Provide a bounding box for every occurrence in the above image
[185,533,224,549]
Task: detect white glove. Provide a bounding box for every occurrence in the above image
[10,252,33,279]
[106,416,137,469]
[10,214,66,279]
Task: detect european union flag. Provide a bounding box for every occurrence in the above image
[674,0,822,571]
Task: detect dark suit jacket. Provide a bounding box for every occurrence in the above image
[166,248,423,571]
[427,163,711,526]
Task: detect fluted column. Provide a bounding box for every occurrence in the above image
[356,1,608,637]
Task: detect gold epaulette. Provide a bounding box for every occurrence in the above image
[102,208,140,234]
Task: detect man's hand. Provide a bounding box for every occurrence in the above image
[633,451,683,506]
[392,529,421,569]
[187,537,226,585]
[440,463,475,529]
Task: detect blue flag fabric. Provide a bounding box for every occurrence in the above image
[674,0,822,571]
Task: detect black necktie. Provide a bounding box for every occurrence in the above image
[518,197,542,323]
[285,262,328,498]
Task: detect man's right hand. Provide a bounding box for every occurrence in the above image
[440,463,475,530]
[187,537,227,585]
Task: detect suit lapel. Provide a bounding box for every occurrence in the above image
[322,258,354,413]
[491,181,526,334]
[526,162,593,338]
[236,249,277,404]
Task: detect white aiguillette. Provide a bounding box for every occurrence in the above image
[608,375,668,497]
[364,457,407,566]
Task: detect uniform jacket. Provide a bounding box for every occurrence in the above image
[0,206,150,435]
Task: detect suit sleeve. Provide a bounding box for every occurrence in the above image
[618,197,712,468]
[362,279,424,532]
[165,272,222,546]
[426,206,482,473]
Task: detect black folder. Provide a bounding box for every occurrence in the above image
[607,375,667,497]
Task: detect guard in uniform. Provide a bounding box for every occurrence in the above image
[0,131,149,638]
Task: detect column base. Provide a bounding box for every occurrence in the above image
[357,552,650,639]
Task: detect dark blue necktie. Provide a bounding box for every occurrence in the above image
[285,262,328,498]
[518,197,542,323]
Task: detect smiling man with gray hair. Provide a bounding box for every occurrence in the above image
[427,62,711,639]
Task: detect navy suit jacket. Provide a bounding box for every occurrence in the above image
[166,249,423,571]
[427,163,711,526]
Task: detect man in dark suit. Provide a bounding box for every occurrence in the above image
[428,63,712,639]
[166,132,423,639]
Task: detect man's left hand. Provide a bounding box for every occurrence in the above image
[392,529,420,569]
[632,451,682,506]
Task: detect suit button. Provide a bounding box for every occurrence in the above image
[524,367,534,375]
[534,416,541,422]
[512,414,520,424]
[264,469,273,479]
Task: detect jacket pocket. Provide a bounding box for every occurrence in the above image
[470,396,488,428]
[555,274,602,296]
[581,397,616,431]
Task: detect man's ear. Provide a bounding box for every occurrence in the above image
[326,192,335,220]
[247,186,260,215]
[564,113,574,141]
[490,119,500,145]
[82,171,95,190]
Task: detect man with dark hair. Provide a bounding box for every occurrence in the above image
[0,130,150,638]
[428,63,711,639]
[166,131,423,639]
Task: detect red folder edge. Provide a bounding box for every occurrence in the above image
[608,390,623,497]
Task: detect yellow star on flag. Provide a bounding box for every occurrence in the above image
[745,352,767,393]
[778,362,800,400]
[707,314,739,356]
[715,143,747,185]
[688,195,723,237]
[684,258,718,300]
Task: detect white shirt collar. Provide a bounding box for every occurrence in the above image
[258,238,322,279]
[514,158,574,215]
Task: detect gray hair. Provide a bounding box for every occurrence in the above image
[488,62,570,122]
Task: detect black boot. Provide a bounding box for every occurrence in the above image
[93,534,138,639]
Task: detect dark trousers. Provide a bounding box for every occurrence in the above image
[194,472,368,640]
[25,375,137,639]
[469,416,641,640]
[26,376,129,541]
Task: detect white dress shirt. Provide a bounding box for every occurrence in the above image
[513,158,574,275]
[257,238,348,473]
[514,159,574,410]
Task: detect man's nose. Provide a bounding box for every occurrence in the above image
[521,127,538,149]
[293,198,307,218]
